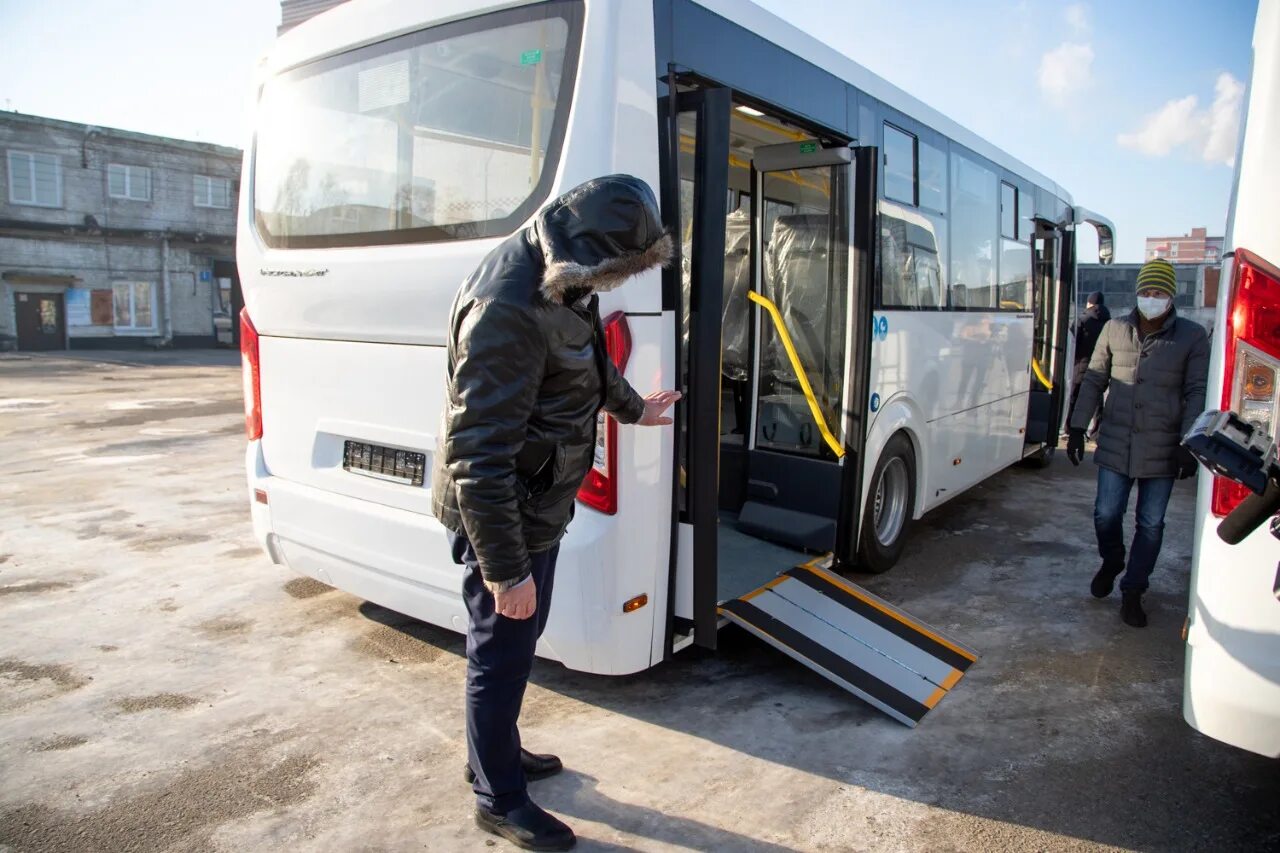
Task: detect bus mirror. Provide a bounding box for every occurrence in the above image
[1098,232,1115,264]
[1073,206,1116,265]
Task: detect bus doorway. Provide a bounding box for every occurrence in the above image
[1023,219,1072,461]
[662,87,876,651]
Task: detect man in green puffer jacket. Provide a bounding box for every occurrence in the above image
[1066,258,1210,627]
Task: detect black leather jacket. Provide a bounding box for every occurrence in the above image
[1072,303,1111,382]
[431,175,672,583]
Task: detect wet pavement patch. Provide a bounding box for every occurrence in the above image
[350,603,464,665]
[131,532,212,552]
[113,693,200,714]
[75,398,242,429]
[282,577,334,599]
[0,659,89,692]
[0,581,73,598]
[0,746,319,852]
[196,617,253,638]
[33,734,88,752]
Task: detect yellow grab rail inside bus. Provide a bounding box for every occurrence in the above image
[1031,357,1053,391]
[747,290,846,459]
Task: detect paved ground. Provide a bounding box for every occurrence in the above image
[0,351,1276,853]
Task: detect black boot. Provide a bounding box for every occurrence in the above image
[465,748,563,785]
[475,800,576,851]
[1091,562,1124,598]
[1121,591,1147,628]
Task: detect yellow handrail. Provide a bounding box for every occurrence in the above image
[1031,357,1053,391]
[747,291,846,459]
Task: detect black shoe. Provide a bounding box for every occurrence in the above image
[1091,563,1124,598]
[475,801,576,851]
[1121,591,1148,628]
[464,749,563,785]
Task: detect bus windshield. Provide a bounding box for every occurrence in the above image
[253,2,582,249]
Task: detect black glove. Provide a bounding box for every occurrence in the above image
[1066,428,1086,466]
[1176,445,1199,480]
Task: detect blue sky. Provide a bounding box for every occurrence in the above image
[0,0,1258,262]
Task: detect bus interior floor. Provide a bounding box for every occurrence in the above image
[717,513,815,602]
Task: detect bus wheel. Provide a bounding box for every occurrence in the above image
[857,434,916,574]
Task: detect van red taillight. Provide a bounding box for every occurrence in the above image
[1214,249,1280,516]
[577,312,631,515]
[240,308,263,441]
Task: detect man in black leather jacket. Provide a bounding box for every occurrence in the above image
[431,175,678,851]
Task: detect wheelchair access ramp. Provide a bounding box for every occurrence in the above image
[718,560,978,726]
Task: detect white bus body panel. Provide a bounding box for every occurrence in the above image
[1184,0,1280,758]
[240,0,671,676]
[867,311,1032,519]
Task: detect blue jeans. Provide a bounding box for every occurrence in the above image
[450,532,559,814]
[1094,467,1175,592]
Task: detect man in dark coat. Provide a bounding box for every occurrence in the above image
[1068,290,1111,436]
[431,175,678,850]
[1066,258,1209,627]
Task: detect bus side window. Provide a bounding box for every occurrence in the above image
[879,199,946,310]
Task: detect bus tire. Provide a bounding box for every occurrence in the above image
[857,433,916,574]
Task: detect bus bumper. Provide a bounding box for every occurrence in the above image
[242,441,655,676]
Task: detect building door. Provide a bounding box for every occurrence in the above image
[15,292,66,351]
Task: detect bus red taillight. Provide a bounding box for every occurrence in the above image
[1214,249,1280,516]
[578,312,632,515]
[240,308,263,441]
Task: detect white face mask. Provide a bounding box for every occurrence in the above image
[1137,295,1171,320]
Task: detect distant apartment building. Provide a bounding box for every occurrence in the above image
[1145,227,1224,264]
[279,0,349,33]
[0,112,241,351]
[1078,262,1220,334]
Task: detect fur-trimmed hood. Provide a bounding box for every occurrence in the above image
[532,174,672,301]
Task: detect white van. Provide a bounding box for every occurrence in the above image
[1183,0,1280,758]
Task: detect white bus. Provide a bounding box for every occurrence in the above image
[1183,0,1280,758]
[238,0,1113,692]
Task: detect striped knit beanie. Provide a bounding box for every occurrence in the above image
[1136,258,1178,298]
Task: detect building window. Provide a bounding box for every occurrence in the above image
[108,164,151,201]
[112,282,156,331]
[194,174,231,209]
[884,123,917,205]
[7,150,62,207]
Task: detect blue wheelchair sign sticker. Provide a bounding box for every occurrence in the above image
[872,315,889,342]
[870,392,881,412]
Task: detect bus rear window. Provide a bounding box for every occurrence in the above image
[253,1,583,248]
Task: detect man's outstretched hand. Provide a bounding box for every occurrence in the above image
[638,390,682,426]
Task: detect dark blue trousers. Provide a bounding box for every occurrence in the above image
[450,533,559,814]
[1094,467,1175,593]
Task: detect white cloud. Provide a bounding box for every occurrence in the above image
[1117,73,1244,167]
[1203,72,1245,164]
[1065,3,1089,34]
[1038,42,1094,104]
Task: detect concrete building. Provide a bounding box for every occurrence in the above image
[0,112,241,351]
[279,0,348,33]
[1078,262,1219,334]
[1145,227,1224,264]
